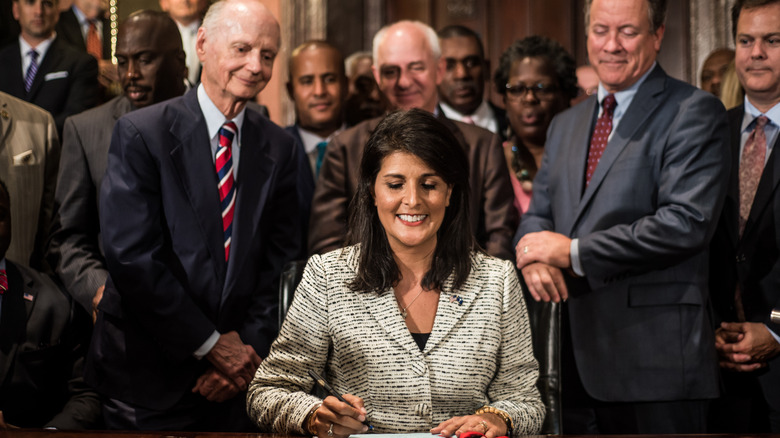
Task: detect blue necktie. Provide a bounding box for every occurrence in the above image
[315,141,328,177]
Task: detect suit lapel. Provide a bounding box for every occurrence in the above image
[0,263,36,384]
[424,253,482,354]
[27,38,63,100]
[566,98,598,229]
[3,44,26,98]
[0,99,12,151]
[724,107,744,247]
[222,111,275,299]
[574,65,665,228]
[742,127,780,241]
[168,90,226,281]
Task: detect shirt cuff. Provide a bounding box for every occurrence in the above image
[570,238,584,276]
[767,324,780,345]
[194,330,220,359]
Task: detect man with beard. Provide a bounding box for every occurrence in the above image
[47,10,187,318]
[437,25,506,137]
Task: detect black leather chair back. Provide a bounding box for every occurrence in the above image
[525,297,562,434]
[278,260,307,330]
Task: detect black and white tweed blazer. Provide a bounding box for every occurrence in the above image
[247,245,544,435]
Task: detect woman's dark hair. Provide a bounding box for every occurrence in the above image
[346,109,475,293]
[493,35,578,102]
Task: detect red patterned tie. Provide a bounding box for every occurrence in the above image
[0,269,7,295]
[217,122,236,261]
[738,115,768,236]
[586,94,617,186]
[86,20,102,59]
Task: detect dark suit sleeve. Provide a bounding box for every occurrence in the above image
[308,133,350,255]
[32,111,61,270]
[578,93,730,285]
[46,296,102,430]
[47,115,107,313]
[54,54,98,132]
[99,116,216,360]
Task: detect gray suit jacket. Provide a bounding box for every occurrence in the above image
[0,91,60,268]
[47,95,133,313]
[518,65,729,402]
[247,246,545,435]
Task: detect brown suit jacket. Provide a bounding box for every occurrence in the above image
[308,111,518,259]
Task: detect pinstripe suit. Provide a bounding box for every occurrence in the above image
[47,95,133,313]
[0,91,59,269]
[247,246,545,435]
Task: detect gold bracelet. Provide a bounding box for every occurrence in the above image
[475,406,514,436]
[304,402,322,435]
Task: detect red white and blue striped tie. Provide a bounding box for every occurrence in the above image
[0,269,7,294]
[217,122,236,261]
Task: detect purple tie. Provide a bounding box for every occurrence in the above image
[586,94,617,186]
[217,122,236,261]
[24,49,39,93]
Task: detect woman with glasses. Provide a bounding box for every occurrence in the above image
[493,36,578,215]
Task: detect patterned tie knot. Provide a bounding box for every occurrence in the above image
[29,49,38,61]
[755,115,769,130]
[0,269,7,295]
[602,94,617,116]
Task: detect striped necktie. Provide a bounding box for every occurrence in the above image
[24,49,39,93]
[86,20,102,59]
[0,269,7,294]
[217,122,237,261]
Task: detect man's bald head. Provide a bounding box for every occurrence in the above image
[197,0,280,118]
[117,10,187,108]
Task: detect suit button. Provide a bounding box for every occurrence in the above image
[412,361,427,376]
[736,254,746,263]
[414,403,431,418]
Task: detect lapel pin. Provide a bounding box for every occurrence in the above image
[1,110,8,120]
[449,294,463,306]
[23,292,34,301]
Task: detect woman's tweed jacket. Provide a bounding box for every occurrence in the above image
[247,246,545,435]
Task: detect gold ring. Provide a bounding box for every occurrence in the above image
[328,424,334,437]
[523,245,528,254]
[479,421,489,432]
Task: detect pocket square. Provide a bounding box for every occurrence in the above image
[13,150,34,165]
[44,71,68,81]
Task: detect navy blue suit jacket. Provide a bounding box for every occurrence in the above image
[85,89,304,410]
[284,125,315,255]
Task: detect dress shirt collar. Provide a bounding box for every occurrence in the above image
[742,98,780,133]
[296,125,344,154]
[0,258,6,272]
[176,19,200,36]
[71,5,98,37]
[197,83,246,144]
[19,33,56,73]
[439,100,499,133]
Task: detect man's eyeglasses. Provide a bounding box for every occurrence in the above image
[505,82,559,100]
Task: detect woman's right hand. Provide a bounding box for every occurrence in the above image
[313,394,369,438]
